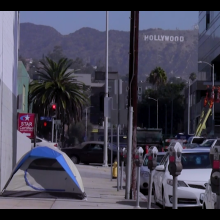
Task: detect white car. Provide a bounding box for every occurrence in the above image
[140,152,166,190]
[152,148,211,209]
[202,179,216,209]
[31,137,60,149]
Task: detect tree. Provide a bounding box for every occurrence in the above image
[69,120,93,144]
[168,76,185,84]
[147,66,167,89]
[139,81,186,135]
[47,45,65,63]
[29,57,89,124]
[189,72,196,81]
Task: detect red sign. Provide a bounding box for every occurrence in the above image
[18,113,36,139]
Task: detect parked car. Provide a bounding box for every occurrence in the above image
[184,139,217,149]
[31,137,60,149]
[140,152,166,191]
[186,136,206,145]
[202,179,216,209]
[61,141,117,165]
[199,139,217,148]
[98,135,128,150]
[152,148,211,209]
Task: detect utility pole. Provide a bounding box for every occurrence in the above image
[125,11,135,200]
[165,104,167,136]
[131,11,139,200]
[103,11,109,167]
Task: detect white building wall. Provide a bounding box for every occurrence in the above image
[0,11,19,191]
[16,131,31,163]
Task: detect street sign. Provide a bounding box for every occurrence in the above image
[18,113,36,139]
[40,116,52,121]
[104,97,113,118]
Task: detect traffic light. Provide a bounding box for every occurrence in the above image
[43,121,47,127]
[51,103,57,117]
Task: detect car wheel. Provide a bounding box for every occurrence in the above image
[71,156,79,164]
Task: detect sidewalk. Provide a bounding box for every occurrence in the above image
[0,165,159,209]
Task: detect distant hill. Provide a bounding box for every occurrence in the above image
[19,23,198,80]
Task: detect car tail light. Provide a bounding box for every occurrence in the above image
[54,144,58,147]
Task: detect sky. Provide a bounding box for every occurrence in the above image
[19,11,199,35]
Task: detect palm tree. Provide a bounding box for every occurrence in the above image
[189,72,196,81]
[147,66,167,89]
[29,57,89,124]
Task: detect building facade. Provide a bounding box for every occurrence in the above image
[184,11,220,137]
[0,11,19,190]
[17,61,30,113]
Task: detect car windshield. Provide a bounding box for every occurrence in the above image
[143,154,165,166]
[181,152,211,169]
[200,140,215,147]
[137,131,162,143]
[191,138,205,144]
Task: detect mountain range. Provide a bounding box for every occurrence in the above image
[19,23,198,80]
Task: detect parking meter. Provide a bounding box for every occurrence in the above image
[120,148,127,162]
[168,142,183,176]
[147,146,158,171]
[135,147,144,167]
[210,144,220,195]
[147,146,158,209]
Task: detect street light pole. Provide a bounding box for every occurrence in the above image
[198,61,215,136]
[103,11,109,167]
[148,97,158,129]
[188,80,191,135]
[157,99,158,129]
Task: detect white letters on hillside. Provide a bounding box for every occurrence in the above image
[143,35,184,42]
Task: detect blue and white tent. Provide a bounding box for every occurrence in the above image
[1,146,86,199]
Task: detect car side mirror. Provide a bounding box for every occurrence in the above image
[155,165,165,172]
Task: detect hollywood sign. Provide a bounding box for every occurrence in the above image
[144,35,184,42]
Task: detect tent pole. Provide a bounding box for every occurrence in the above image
[1,174,14,194]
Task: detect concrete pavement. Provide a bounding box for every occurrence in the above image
[0,164,159,209]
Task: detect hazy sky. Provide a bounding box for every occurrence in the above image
[19,11,199,35]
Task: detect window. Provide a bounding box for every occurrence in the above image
[181,153,211,169]
[138,95,142,102]
[214,140,220,146]
[137,131,162,143]
[90,144,103,151]
[206,11,210,30]
[143,154,166,166]
[192,138,205,144]
[160,153,169,165]
[22,85,25,111]
[28,158,65,171]
[200,140,215,147]
[138,87,142,94]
